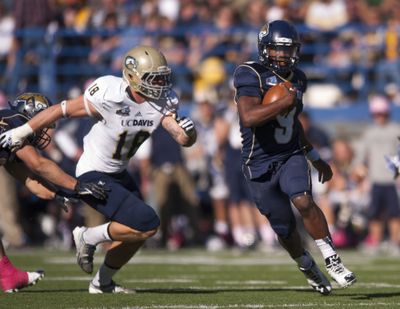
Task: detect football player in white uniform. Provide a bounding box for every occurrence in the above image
[0,46,197,293]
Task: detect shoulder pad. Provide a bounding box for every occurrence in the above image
[241,62,268,74]
[233,64,263,89]
[93,75,125,104]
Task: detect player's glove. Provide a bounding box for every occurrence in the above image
[0,123,33,151]
[177,116,195,135]
[74,180,110,200]
[54,192,79,213]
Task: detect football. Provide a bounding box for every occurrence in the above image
[262,81,293,105]
[262,81,295,116]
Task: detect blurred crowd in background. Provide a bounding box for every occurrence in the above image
[0,0,400,256]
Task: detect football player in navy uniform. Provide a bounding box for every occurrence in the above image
[0,93,108,293]
[233,20,356,294]
[0,46,197,293]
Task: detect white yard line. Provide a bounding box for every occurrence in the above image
[70,303,397,309]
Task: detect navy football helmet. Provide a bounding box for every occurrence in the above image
[9,93,53,149]
[258,20,301,74]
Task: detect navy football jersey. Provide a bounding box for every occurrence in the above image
[233,61,308,180]
[0,109,30,165]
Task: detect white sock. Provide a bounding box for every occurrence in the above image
[232,226,244,246]
[315,237,337,260]
[92,263,119,286]
[258,224,276,246]
[232,226,256,247]
[83,223,112,246]
[294,251,313,269]
[214,221,229,235]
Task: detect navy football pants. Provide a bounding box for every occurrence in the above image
[78,170,160,232]
[245,154,312,238]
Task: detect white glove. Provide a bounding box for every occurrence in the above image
[177,116,195,134]
[0,123,33,151]
[385,155,400,179]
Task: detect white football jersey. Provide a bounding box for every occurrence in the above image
[76,75,179,176]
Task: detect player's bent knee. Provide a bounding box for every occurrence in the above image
[123,226,158,241]
[142,227,158,239]
[291,195,314,214]
[271,224,295,239]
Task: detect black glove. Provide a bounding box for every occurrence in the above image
[54,192,79,213]
[74,180,110,200]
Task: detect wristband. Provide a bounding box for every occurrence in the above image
[16,123,34,139]
[306,148,320,162]
[61,100,68,118]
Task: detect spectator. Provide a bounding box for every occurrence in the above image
[7,0,57,99]
[190,96,230,250]
[375,16,400,96]
[353,95,400,255]
[320,138,369,248]
[298,111,331,160]
[305,0,349,31]
[0,3,14,88]
[145,126,200,250]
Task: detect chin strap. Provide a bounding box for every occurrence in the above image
[272,70,294,83]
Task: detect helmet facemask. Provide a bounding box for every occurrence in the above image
[260,43,300,74]
[32,129,52,150]
[123,67,172,100]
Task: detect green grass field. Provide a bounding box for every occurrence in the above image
[1,248,400,308]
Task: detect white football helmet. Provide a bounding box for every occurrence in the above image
[122,45,172,99]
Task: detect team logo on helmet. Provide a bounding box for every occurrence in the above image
[125,56,138,70]
[258,25,269,41]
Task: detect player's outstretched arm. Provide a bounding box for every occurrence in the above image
[15,144,109,200]
[5,161,57,200]
[161,114,197,147]
[5,162,76,212]
[0,96,100,150]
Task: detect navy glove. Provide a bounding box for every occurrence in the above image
[74,180,110,200]
[54,192,79,213]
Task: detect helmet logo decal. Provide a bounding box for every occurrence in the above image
[258,28,268,41]
[26,96,34,107]
[125,56,138,70]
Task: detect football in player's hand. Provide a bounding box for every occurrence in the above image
[262,81,295,116]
